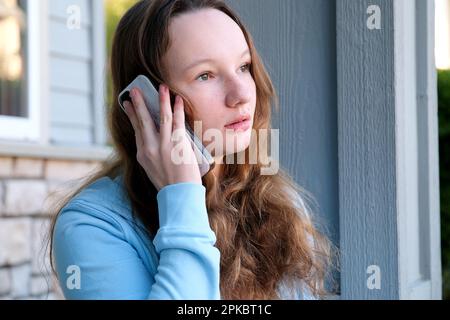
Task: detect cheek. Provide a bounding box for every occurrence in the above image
[189,95,223,126]
[197,115,223,136]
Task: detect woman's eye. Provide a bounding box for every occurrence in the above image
[197,73,210,82]
[196,63,252,82]
[240,63,251,72]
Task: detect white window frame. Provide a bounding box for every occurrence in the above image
[0,0,48,143]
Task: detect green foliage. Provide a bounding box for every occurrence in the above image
[438,69,450,299]
[105,0,138,62]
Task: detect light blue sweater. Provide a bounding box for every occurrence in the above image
[53,174,316,300]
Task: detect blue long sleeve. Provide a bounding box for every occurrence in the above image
[53,181,221,299]
[149,183,220,299]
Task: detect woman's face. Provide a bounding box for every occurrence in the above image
[162,8,257,162]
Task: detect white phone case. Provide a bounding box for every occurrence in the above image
[118,75,214,177]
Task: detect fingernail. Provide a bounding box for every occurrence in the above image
[129,88,135,98]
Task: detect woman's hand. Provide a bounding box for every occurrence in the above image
[123,84,202,191]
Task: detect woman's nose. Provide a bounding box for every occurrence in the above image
[225,77,252,108]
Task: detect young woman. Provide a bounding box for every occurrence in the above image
[48,0,335,300]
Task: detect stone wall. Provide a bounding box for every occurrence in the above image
[0,156,103,299]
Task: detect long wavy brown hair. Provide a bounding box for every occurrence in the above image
[47,0,337,299]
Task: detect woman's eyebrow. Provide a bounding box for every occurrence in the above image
[182,49,250,72]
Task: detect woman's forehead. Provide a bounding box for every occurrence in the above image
[165,10,249,71]
[168,10,246,52]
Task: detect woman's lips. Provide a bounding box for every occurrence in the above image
[224,119,251,131]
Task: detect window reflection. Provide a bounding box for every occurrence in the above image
[0,0,27,117]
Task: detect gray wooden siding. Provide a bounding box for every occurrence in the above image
[337,0,441,299]
[48,0,101,146]
[225,0,339,255]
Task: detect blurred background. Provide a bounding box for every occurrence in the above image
[0,0,446,299]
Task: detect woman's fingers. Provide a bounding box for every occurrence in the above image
[130,87,159,149]
[123,101,144,150]
[125,83,202,188]
[159,84,173,145]
[125,84,187,162]
[172,95,186,131]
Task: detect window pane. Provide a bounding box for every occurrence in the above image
[0,0,27,117]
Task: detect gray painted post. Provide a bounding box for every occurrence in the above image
[337,0,397,300]
[337,0,441,299]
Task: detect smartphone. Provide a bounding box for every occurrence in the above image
[118,75,214,177]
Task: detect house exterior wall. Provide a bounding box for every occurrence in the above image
[48,0,106,146]
[337,0,441,299]
[0,155,102,299]
[0,0,109,299]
